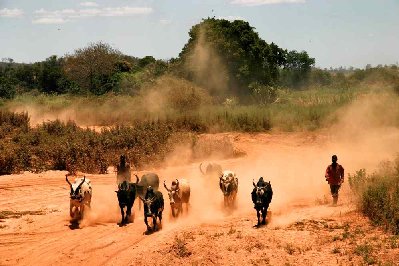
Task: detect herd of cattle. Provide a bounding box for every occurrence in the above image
[65,163,273,232]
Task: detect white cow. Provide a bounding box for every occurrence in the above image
[164,179,190,217]
[65,175,92,221]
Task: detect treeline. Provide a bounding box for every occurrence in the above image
[0,18,315,101]
[0,47,168,98]
[2,18,398,103]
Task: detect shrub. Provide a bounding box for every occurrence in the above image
[248,82,278,105]
[349,156,399,234]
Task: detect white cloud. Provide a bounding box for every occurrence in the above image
[80,2,99,7]
[33,6,153,24]
[101,7,153,17]
[159,19,172,25]
[231,0,305,6]
[32,17,67,24]
[0,8,24,18]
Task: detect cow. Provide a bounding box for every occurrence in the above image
[65,175,92,221]
[134,173,160,210]
[115,175,139,225]
[163,179,190,217]
[199,163,223,178]
[251,177,273,226]
[219,171,238,208]
[139,186,164,232]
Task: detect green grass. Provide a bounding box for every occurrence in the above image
[0,86,364,132]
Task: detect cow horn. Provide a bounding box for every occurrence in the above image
[77,176,86,190]
[65,175,72,187]
[163,181,171,192]
[134,174,140,182]
[253,180,257,188]
[199,163,206,175]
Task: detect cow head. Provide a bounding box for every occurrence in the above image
[253,181,265,205]
[139,193,156,217]
[115,176,139,202]
[164,179,180,205]
[220,173,234,196]
[66,175,86,201]
[253,180,271,206]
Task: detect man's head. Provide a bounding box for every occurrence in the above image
[332,155,338,163]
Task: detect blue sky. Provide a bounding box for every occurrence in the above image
[0,0,398,68]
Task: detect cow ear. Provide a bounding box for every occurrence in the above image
[115,191,118,193]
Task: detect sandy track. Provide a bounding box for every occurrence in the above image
[1,132,399,265]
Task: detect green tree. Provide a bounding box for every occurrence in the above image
[14,64,40,90]
[38,56,65,94]
[63,42,122,95]
[178,18,286,97]
[280,50,315,88]
[0,76,16,99]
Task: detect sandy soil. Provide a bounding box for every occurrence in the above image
[1,132,399,266]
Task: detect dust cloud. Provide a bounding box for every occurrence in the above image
[183,26,229,97]
[127,91,399,228]
[50,90,399,230]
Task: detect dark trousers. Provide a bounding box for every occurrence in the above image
[330,184,340,204]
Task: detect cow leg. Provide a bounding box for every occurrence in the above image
[152,215,157,231]
[257,209,261,225]
[70,202,74,218]
[80,205,85,219]
[178,204,183,216]
[126,205,132,224]
[144,216,150,231]
[120,207,125,224]
[261,208,267,225]
[158,211,163,229]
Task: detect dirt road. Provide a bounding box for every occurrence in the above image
[1,132,398,265]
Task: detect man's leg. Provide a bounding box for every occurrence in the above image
[330,185,340,205]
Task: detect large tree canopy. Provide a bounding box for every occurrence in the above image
[178,18,315,96]
[178,18,286,95]
[63,42,122,95]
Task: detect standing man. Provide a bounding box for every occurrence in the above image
[325,155,344,205]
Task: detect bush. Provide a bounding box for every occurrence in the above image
[349,157,399,234]
[0,77,16,99]
[248,82,278,105]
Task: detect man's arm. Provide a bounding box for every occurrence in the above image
[340,165,345,183]
[325,166,330,180]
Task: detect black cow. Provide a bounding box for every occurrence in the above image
[139,187,164,232]
[115,176,138,225]
[134,173,160,209]
[251,177,273,226]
